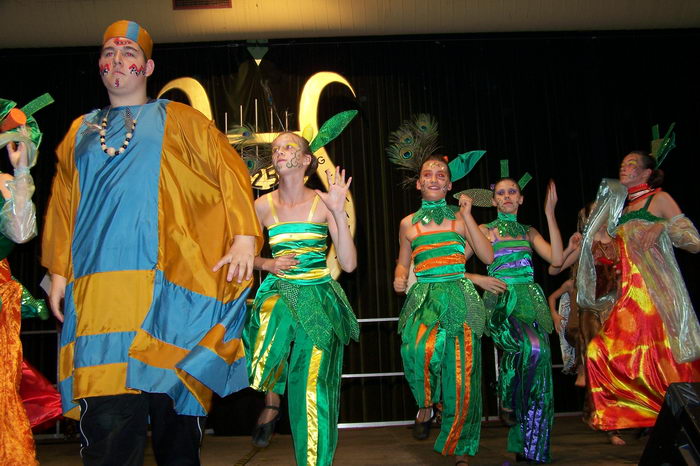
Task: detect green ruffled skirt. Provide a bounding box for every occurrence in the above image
[399,277,486,337]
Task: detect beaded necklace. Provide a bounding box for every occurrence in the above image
[99,105,145,157]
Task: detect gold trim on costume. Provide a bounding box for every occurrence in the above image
[306,346,323,465]
[269,232,326,244]
[251,295,279,388]
[423,325,438,407]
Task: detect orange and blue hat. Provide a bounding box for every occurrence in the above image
[102,20,153,60]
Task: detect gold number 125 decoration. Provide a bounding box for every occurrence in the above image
[158,72,357,280]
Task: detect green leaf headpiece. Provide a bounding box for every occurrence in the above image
[385,114,486,188]
[453,158,531,207]
[229,110,358,190]
[0,93,54,168]
[650,123,676,168]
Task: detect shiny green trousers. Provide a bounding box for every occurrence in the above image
[244,294,344,466]
[401,317,482,456]
[491,315,553,463]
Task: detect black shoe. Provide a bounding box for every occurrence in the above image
[412,409,433,440]
[252,405,280,448]
[499,406,516,427]
[434,404,443,427]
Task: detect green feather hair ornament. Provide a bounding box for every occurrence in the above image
[229,110,358,189]
[650,123,676,168]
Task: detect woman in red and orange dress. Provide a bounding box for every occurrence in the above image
[580,150,700,446]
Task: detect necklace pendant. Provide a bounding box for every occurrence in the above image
[99,105,144,157]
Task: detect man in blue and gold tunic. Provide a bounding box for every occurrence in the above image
[42,20,261,465]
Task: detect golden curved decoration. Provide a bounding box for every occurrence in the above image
[157,72,356,279]
[157,77,213,120]
[297,72,357,279]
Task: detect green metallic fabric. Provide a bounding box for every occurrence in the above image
[268,221,331,284]
[412,199,457,226]
[484,283,552,334]
[286,329,344,466]
[411,229,466,282]
[485,212,529,238]
[260,221,359,350]
[490,316,553,462]
[245,218,354,466]
[275,278,358,349]
[618,206,664,225]
[401,318,482,456]
[400,279,486,338]
[403,226,485,336]
[309,109,358,154]
[484,218,553,462]
[244,298,344,466]
[448,150,486,182]
[20,284,48,320]
[484,233,552,333]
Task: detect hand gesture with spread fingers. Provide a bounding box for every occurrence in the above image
[315,166,352,215]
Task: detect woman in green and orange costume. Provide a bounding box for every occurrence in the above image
[0,94,55,465]
[467,163,563,464]
[242,125,358,465]
[579,126,700,446]
[387,115,492,465]
[394,154,494,466]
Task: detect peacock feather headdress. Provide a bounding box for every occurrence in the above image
[385,114,440,187]
[385,113,487,188]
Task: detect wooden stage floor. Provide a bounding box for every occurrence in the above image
[36,416,647,465]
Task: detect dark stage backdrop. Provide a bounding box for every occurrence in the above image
[2,29,699,428]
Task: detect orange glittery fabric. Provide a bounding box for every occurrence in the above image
[0,258,38,465]
[587,229,700,430]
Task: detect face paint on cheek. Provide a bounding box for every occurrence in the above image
[129,64,146,75]
[285,149,302,169]
[114,78,120,88]
[99,63,110,76]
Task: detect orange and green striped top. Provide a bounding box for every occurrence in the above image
[411,220,466,283]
